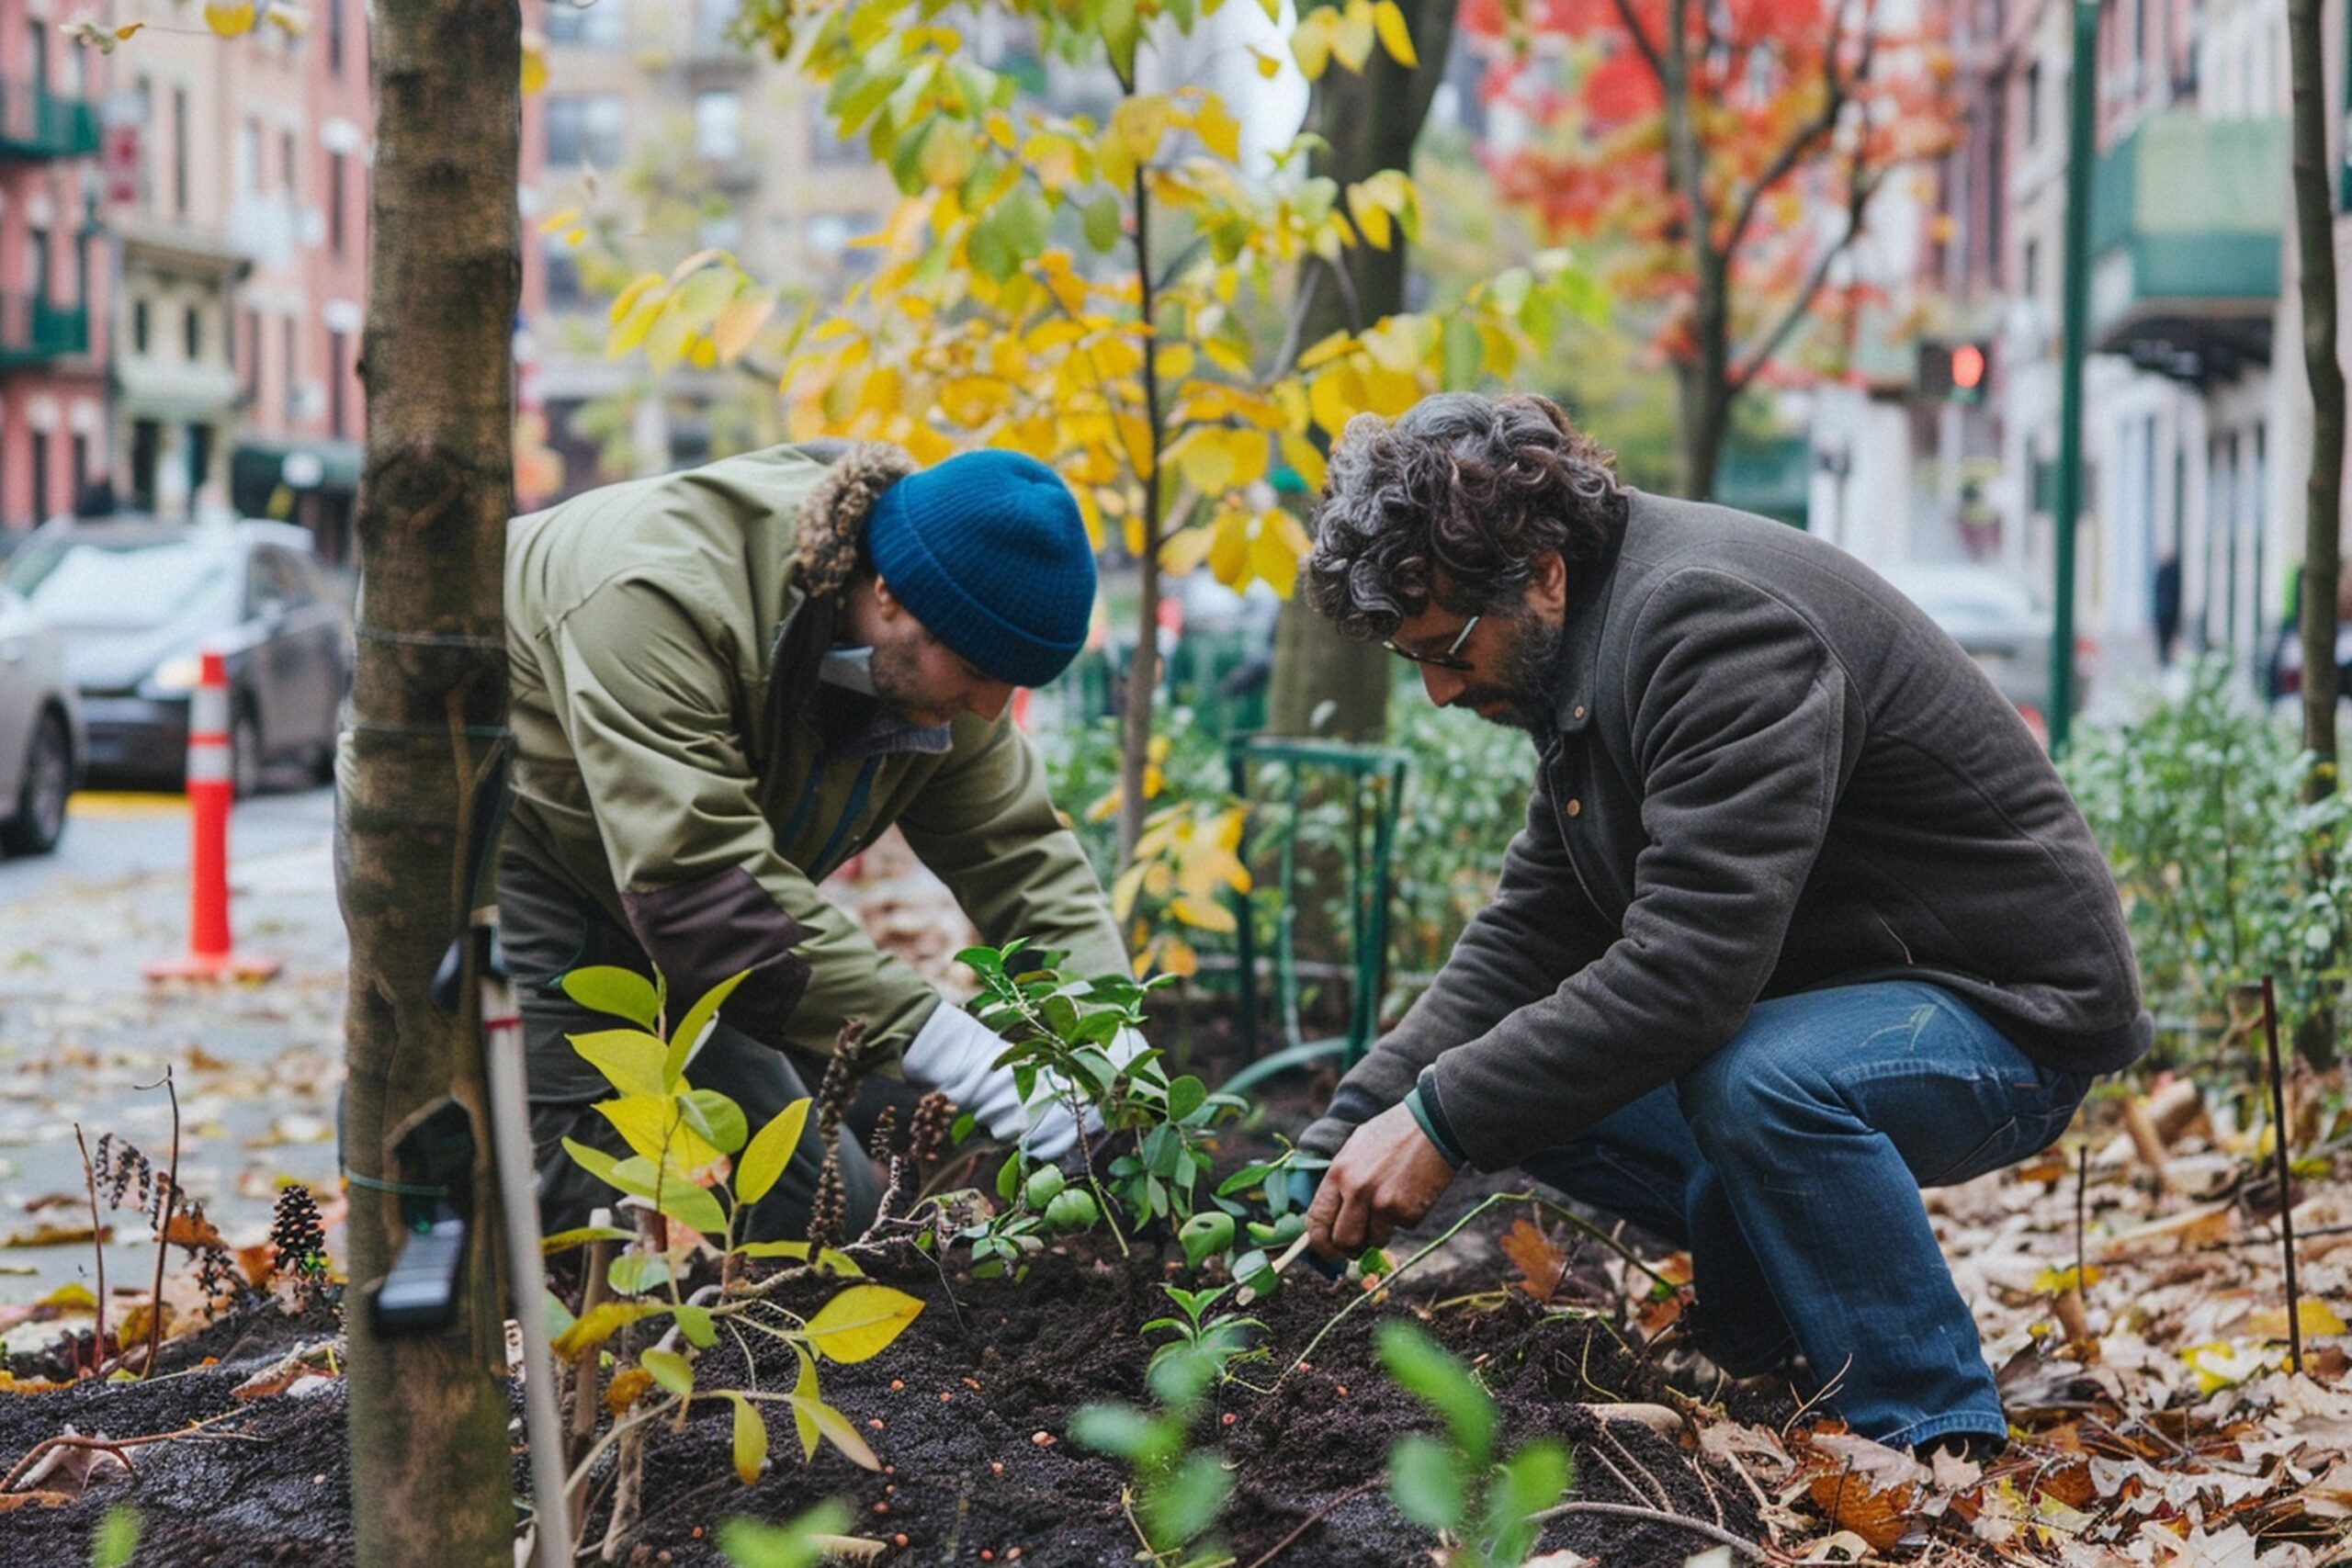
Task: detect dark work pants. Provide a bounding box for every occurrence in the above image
[500,851,885,1243]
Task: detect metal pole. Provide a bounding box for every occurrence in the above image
[2049,0,2099,753]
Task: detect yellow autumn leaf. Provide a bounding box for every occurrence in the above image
[537,207,583,238]
[1249,513,1304,594]
[1291,8,1335,78]
[1193,96,1242,163]
[1353,201,1393,251]
[608,272,665,327]
[1308,363,1367,436]
[712,296,776,362]
[203,0,257,36]
[1157,936,1201,978]
[2247,1299,2347,1341]
[1279,432,1328,491]
[1207,506,1251,584]
[1333,0,1377,72]
[1160,523,1219,576]
[804,1284,925,1363]
[1170,895,1238,934]
[1362,364,1422,415]
[1372,0,1419,66]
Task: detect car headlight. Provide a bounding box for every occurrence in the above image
[144,654,207,695]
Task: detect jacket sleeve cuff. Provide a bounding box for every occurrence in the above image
[1407,1066,1467,1168]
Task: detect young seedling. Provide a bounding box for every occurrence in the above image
[1070,1341,1238,1568]
[1140,1283,1266,1387]
[553,966,926,1522]
[1377,1320,1573,1568]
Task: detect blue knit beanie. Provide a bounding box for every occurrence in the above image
[865,450,1096,689]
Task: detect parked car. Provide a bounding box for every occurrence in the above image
[3,517,352,795]
[1879,560,2088,731]
[0,580,85,854]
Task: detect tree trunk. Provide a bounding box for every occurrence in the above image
[341,5,522,1565]
[1265,0,1463,741]
[2289,0,2341,795]
[1672,354,1731,502]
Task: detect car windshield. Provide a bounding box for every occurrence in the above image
[7,536,241,631]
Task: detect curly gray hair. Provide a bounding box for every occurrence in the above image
[1305,392,1627,641]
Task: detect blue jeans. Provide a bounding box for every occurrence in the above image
[1520,981,2088,1449]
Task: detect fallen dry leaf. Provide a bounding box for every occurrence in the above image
[1498,1218,1567,1303]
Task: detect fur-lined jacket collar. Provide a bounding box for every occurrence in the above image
[789,439,915,604]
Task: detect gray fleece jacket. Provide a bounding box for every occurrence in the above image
[1301,490,2150,1173]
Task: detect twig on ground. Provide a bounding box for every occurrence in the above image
[1521,1499,1770,1561]
[1238,1475,1385,1568]
[2258,976,2305,1375]
[72,1124,104,1373]
[141,1066,181,1377]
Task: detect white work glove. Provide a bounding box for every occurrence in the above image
[901,1005,1146,1164]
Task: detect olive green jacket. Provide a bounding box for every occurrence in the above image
[505,441,1125,1103]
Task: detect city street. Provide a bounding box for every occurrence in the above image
[0,786,346,1306]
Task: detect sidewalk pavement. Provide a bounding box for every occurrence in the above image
[0,803,973,1312]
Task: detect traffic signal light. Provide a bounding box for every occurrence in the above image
[1919,341,1992,403]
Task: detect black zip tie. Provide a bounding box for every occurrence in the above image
[357,626,509,650]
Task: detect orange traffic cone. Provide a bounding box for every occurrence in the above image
[144,649,280,983]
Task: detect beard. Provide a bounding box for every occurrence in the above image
[1451,609,1566,734]
[865,636,948,728]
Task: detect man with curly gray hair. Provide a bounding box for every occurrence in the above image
[1295,391,2149,1460]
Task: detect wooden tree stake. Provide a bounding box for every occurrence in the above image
[2259,976,2304,1374]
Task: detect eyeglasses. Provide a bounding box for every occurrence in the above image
[1382,615,1481,673]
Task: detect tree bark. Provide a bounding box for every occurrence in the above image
[2289,0,2341,795]
[1266,0,1464,739]
[341,5,522,1565]
[1120,165,1167,865]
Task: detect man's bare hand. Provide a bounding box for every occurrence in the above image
[1305,1101,1458,1261]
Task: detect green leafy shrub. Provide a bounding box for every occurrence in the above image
[2061,660,2352,1062]
[956,942,1315,1286]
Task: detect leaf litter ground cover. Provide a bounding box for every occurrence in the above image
[4,835,2351,1564]
[0,1067,2347,1566]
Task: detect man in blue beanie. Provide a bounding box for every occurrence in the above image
[503,441,1133,1241]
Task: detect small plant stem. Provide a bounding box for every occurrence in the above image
[1239,1192,1677,1393]
[2260,976,2305,1374]
[72,1125,105,1372]
[1239,1475,1386,1568]
[144,1066,180,1377]
[2075,1143,2088,1292]
[1521,1500,1770,1561]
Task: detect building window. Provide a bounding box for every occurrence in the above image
[546,0,626,47]
[329,151,347,254]
[70,433,88,499]
[240,119,263,197]
[544,235,585,309]
[30,432,50,521]
[130,420,162,513]
[243,308,262,396]
[695,91,741,160]
[545,94,626,169]
[173,85,190,219]
[284,314,300,419]
[188,423,214,497]
[2023,237,2040,300]
[132,298,151,355]
[186,303,204,362]
[328,328,350,438]
[2023,62,2041,148]
[695,0,737,53]
[327,0,345,74]
[26,226,47,303]
[282,130,298,197]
